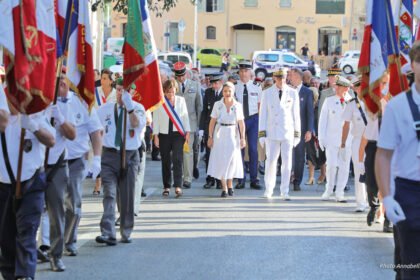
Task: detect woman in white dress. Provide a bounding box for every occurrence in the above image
[207,82,246,197]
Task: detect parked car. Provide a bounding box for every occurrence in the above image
[338,50,360,74]
[157,52,193,69]
[196,48,243,68]
[170,44,194,57]
[252,50,321,80]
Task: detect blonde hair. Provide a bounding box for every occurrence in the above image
[162,78,178,93]
[222,81,235,92]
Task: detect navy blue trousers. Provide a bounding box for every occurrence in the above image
[393,177,420,280]
[0,173,46,279]
[240,114,259,184]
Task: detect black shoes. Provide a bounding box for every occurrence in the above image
[193,167,199,179]
[383,219,393,233]
[182,182,191,189]
[121,237,132,243]
[115,217,121,226]
[64,247,78,257]
[95,235,117,246]
[367,208,376,226]
[151,156,161,161]
[293,184,301,191]
[141,190,147,197]
[37,248,50,263]
[250,182,262,190]
[203,181,215,189]
[221,191,227,198]
[216,181,222,189]
[50,257,66,272]
[235,182,245,189]
[228,188,234,196]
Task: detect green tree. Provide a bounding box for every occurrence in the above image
[91,0,196,17]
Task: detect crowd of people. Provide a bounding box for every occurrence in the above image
[0,40,419,278]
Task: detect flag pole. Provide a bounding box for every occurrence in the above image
[15,129,26,199]
[120,108,128,177]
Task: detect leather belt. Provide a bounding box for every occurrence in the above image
[219,123,235,126]
[46,160,68,169]
[103,147,137,153]
[68,157,82,165]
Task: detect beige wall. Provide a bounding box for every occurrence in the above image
[111,0,366,56]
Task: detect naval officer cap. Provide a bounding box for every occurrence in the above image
[352,75,362,87]
[173,61,187,76]
[273,68,285,77]
[335,75,351,87]
[210,72,224,83]
[327,67,342,76]
[238,61,252,70]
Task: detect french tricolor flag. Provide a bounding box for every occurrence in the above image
[62,0,95,110]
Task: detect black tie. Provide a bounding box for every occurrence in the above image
[243,84,249,118]
[182,83,185,93]
[279,90,283,101]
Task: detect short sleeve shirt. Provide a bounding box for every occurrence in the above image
[211,99,244,124]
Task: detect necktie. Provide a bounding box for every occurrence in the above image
[279,90,283,101]
[215,89,218,99]
[114,107,124,147]
[182,83,185,93]
[243,84,249,118]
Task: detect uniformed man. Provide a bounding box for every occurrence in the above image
[64,83,103,256]
[96,78,146,245]
[200,72,223,189]
[0,109,55,280]
[318,67,342,120]
[341,77,368,212]
[318,75,352,202]
[44,69,77,272]
[259,69,301,200]
[375,41,420,279]
[174,62,203,189]
[235,61,263,190]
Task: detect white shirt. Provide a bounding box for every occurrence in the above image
[377,84,420,181]
[0,112,55,184]
[342,97,366,138]
[46,101,75,164]
[318,93,352,148]
[0,86,9,113]
[97,101,146,150]
[94,87,117,107]
[152,96,191,135]
[66,92,103,159]
[235,80,262,116]
[363,99,388,141]
[211,99,244,123]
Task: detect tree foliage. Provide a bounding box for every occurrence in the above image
[91,0,196,17]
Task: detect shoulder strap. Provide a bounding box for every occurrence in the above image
[1,132,16,185]
[46,151,66,182]
[406,89,420,141]
[354,97,368,126]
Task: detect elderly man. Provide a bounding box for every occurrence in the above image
[174,62,202,189]
[303,70,312,87]
[259,69,301,200]
[289,68,314,191]
[318,75,352,202]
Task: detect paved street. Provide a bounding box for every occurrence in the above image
[34,154,395,280]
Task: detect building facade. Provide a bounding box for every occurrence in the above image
[110,0,366,59]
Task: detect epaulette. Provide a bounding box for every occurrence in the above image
[258,131,266,138]
[294,131,301,138]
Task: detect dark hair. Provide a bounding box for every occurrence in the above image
[409,41,420,63]
[162,78,178,93]
[101,69,113,81]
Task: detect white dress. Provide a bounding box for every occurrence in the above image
[207,99,244,180]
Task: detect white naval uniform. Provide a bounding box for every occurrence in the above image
[259,84,300,196]
[318,93,352,199]
[342,97,368,209]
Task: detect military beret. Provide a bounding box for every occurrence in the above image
[238,61,252,70]
[327,67,342,76]
[335,75,351,87]
[173,61,187,76]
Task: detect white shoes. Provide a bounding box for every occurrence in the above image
[321,191,333,201]
[280,194,291,201]
[336,196,347,203]
[262,191,273,199]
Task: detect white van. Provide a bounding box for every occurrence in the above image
[158,52,193,69]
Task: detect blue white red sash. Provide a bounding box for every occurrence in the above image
[162,96,186,137]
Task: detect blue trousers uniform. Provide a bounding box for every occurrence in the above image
[393,177,420,280]
[0,172,46,280]
[240,114,259,184]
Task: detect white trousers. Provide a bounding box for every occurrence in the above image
[351,136,368,209]
[325,145,351,198]
[264,139,293,196]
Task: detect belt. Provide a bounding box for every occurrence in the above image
[395,177,420,186]
[367,140,377,144]
[219,123,235,126]
[103,147,137,153]
[68,157,82,165]
[46,160,68,169]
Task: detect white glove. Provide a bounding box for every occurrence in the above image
[318,140,325,151]
[339,147,346,162]
[259,137,266,147]
[358,162,365,175]
[293,137,300,147]
[51,104,65,125]
[20,114,40,133]
[91,155,101,179]
[198,130,204,142]
[122,91,135,111]
[383,196,406,225]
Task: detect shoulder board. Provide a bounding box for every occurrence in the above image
[253,81,259,86]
